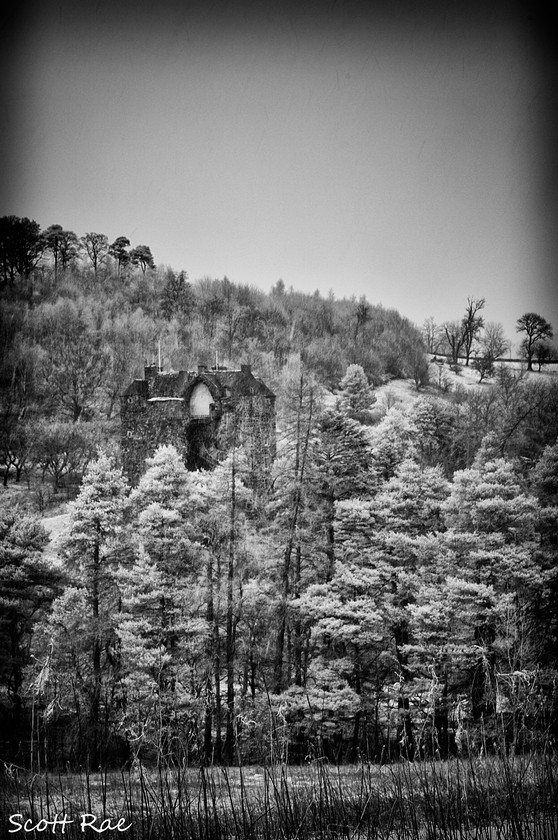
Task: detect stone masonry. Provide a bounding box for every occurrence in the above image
[121,363,276,486]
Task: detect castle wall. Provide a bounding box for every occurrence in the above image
[121,366,276,486]
[122,396,188,485]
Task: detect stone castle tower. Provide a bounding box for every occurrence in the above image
[121,363,276,485]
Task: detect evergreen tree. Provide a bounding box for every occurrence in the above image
[0,511,62,759]
[47,453,129,766]
[337,363,376,423]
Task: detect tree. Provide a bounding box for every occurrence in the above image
[352,296,371,341]
[43,225,78,278]
[443,321,466,367]
[129,244,155,276]
[271,366,320,693]
[80,232,109,277]
[438,455,544,734]
[121,446,205,760]
[481,321,510,362]
[109,236,131,276]
[31,420,95,491]
[36,300,109,421]
[529,444,558,676]
[333,460,450,758]
[532,341,553,372]
[409,397,459,473]
[367,406,418,480]
[1,418,31,485]
[472,353,495,383]
[160,269,194,320]
[423,317,444,355]
[125,445,255,764]
[0,511,62,758]
[408,343,430,391]
[337,363,376,422]
[101,310,157,419]
[55,453,129,766]
[196,277,225,340]
[516,313,553,371]
[461,297,485,366]
[0,215,44,285]
[312,409,377,580]
[406,575,497,755]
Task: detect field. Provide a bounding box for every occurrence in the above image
[2,751,557,839]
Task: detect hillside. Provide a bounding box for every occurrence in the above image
[1,232,558,774]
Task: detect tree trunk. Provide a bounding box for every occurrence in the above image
[204,554,215,760]
[213,618,222,763]
[293,543,303,687]
[273,376,313,693]
[90,536,101,768]
[224,448,237,763]
[394,623,415,760]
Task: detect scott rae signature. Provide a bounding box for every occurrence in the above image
[8,814,131,834]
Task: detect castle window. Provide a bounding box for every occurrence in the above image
[190,383,213,417]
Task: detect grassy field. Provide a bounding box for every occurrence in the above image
[2,752,557,839]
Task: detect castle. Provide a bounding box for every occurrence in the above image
[121,363,276,486]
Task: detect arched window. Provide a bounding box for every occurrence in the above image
[190,382,213,417]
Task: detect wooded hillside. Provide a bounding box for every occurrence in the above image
[1,216,557,769]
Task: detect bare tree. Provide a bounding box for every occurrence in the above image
[443,321,466,367]
[461,297,485,365]
[481,321,510,362]
[81,232,109,277]
[423,317,444,355]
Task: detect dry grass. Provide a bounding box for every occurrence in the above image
[1,750,557,840]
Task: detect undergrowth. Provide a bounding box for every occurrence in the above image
[1,748,557,839]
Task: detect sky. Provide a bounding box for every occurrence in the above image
[2,0,558,349]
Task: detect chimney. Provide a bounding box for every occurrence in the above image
[240,364,252,374]
[198,364,207,374]
[144,364,158,380]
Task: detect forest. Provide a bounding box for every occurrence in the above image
[1,215,558,838]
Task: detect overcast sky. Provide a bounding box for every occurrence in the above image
[2,0,557,348]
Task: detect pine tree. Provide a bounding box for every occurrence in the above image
[337,363,376,423]
[124,446,206,760]
[436,455,545,737]
[56,452,129,765]
[0,511,62,759]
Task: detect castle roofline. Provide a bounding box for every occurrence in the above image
[123,379,149,398]
[125,362,275,402]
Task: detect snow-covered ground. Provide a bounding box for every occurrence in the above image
[373,360,557,411]
[42,512,70,562]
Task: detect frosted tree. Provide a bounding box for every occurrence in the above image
[124,444,255,763]
[32,453,129,766]
[373,458,449,536]
[311,409,377,580]
[270,367,320,694]
[337,363,376,423]
[367,406,418,481]
[406,575,496,755]
[296,560,389,757]
[528,444,558,678]
[0,511,62,759]
[331,460,451,757]
[408,397,459,473]
[122,446,207,761]
[436,455,545,738]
